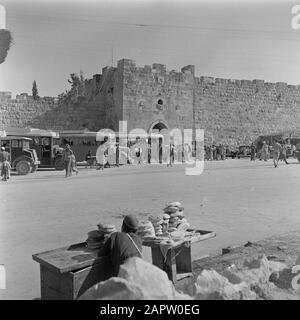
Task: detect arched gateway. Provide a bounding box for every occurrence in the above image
[148,120,169,163]
[149,120,168,133]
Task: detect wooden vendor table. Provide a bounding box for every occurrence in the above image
[33,229,215,299]
[142,229,216,283]
[32,243,114,300]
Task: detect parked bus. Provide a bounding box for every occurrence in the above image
[59,130,167,165]
[58,130,101,163]
[5,127,64,169]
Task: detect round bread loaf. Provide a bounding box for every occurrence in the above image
[163,206,179,214]
[166,201,182,207]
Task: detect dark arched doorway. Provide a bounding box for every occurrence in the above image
[149,120,168,133]
[149,121,168,164]
[152,122,167,132]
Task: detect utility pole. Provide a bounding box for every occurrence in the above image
[111,45,114,67]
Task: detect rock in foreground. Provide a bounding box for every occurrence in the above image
[79,257,192,300]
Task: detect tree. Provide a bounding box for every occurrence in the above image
[0,29,12,64]
[67,70,85,97]
[32,80,39,100]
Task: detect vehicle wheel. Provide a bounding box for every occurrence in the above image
[31,164,38,173]
[54,157,65,170]
[16,161,31,175]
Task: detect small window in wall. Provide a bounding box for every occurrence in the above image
[156,99,164,112]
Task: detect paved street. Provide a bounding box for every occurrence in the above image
[1,159,300,299]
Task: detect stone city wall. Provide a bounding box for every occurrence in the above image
[194,77,300,147]
[1,59,300,147]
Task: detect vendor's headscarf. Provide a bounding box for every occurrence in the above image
[122,214,139,233]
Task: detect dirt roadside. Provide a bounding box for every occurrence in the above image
[176,231,300,299]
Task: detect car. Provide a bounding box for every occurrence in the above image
[0,136,40,175]
[225,148,237,159]
[237,145,251,159]
[295,143,300,162]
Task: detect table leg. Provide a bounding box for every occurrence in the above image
[164,249,177,283]
[151,247,177,282]
[175,245,192,273]
[150,246,164,269]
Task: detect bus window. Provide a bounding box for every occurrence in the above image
[72,138,78,146]
[12,140,20,148]
[23,140,30,149]
[33,137,40,145]
[0,140,10,148]
[42,137,50,146]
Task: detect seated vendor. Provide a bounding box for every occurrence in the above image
[98,214,143,276]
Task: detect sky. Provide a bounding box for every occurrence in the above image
[1,0,300,97]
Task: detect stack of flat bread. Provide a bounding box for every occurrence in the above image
[86,223,117,250]
[137,220,156,238]
[163,202,190,232]
[86,230,105,250]
[148,216,164,236]
[97,223,117,240]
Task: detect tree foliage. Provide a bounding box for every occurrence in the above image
[67,70,85,97]
[32,80,39,100]
[0,29,12,64]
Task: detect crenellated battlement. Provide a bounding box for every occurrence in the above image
[0,91,58,103]
[112,59,300,91]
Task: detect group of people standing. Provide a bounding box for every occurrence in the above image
[93,139,193,168]
[204,144,227,161]
[0,146,11,181]
[251,140,294,168]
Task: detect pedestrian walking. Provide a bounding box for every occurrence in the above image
[250,143,256,161]
[184,143,192,163]
[116,142,120,167]
[210,145,214,161]
[1,159,11,181]
[211,145,215,160]
[62,144,74,177]
[0,146,11,181]
[96,143,107,170]
[272,140,282,168]
[261,141,268,161]
[135,145,142,164]
[280,143,289,164]
[167,143,175,167]
[221,144,226,160]
[291,144,296,158]
[85,150,93,168]
[70,154,79,174]
[216,145,221,160]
